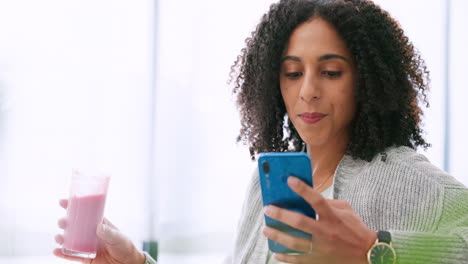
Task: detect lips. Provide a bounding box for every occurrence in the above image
[298,112,327,124]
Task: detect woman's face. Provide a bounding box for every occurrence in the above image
[280,17,357,148]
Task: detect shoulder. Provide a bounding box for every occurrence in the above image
[229,164,266,261]
[246,163,261,198]
[238,164,262,219]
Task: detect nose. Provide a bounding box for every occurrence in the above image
[299,72,321,103]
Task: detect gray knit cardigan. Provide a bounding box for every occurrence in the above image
[223,146,468,263]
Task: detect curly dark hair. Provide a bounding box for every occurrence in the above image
[230,0,431,161]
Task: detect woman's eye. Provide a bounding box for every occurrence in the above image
[322,71,342,78]
[285,72,303,78]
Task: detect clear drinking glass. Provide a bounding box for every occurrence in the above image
[62,169,110,259]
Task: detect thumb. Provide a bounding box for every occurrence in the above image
[96,223,126,246]
[95,222,142,263]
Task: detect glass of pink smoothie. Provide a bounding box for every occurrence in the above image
[62,169,110,259]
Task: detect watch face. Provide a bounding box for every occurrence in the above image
[368,243,396,264]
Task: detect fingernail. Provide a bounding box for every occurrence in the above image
[288,176,300,186]
[263,226,271,236]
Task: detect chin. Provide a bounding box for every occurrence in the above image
[304,140,328,148]
[298,133,329,148]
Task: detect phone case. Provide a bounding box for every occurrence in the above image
[258,152,315,254]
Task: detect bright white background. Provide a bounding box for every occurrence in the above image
[0,0,466,263]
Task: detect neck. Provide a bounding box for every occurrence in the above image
[306,133,349,189]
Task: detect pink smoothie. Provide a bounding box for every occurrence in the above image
[63,193,107,253]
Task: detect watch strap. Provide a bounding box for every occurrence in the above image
[377,230,392,244]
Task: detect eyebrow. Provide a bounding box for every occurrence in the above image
[281,54,350,64]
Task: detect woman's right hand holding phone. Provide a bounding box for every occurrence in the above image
[54,199,146,264]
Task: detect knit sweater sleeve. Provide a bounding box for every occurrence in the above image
[390,186,468,263]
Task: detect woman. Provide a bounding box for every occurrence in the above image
[225,0,468,263]
[55,0,468,263]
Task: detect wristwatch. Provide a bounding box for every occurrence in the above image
[367,231,396,264]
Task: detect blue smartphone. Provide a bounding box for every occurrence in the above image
[258,152,315,254]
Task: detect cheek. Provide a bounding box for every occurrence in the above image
[337,85,357,121]
[280,77,302,101]
[280,86,295,111]
[330,81,356,122]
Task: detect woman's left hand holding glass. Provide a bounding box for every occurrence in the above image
[263,177,377,264]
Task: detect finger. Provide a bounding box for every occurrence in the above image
[55,234,64,245]
[53,248,88,263]
[102,218,119,230]
[96,223,126,246]
[57,218,67,229]
[288,177,336,220]
[326,199,351,210]
[59,199,68,209]
[264,205,318,235]
[262,226,311,252]
[95,223,135,261]
[274,252,321,264]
